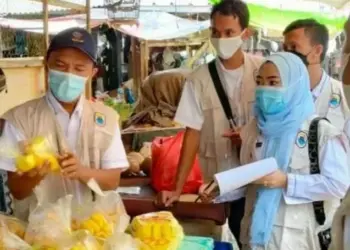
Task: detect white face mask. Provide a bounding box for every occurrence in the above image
[210,32,244,60]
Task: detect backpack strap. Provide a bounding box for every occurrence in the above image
[308,117,329,225]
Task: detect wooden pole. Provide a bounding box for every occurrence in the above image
[85,0,92,99]
[86,0,91,32]
[144,40,149,79]
[43,0,49,91]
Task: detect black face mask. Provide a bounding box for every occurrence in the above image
[285,50,309,66]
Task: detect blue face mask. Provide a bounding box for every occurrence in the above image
[256,87,286,115]
[49,69,87,103]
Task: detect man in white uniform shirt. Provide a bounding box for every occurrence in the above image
[283,19,350,128]
[329,18,350,250]
[158,0,263,248]
[0,28,129,219]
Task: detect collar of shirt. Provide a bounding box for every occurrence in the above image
[216,58,244,75]
[45,90,84,118]
[312,70,329,101]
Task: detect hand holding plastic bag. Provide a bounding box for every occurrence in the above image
[0,134,60,173]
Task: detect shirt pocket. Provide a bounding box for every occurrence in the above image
[272,203,310,249]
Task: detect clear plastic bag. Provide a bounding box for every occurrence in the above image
[72,181,130,241]
[0,225,32,250]
[103,232,141,250]
[0,134,60,173]
[63,230,102,250]
[130,211,184,250]
[0,213,26,239]
[0,214,31,250]
[25,194,73,249]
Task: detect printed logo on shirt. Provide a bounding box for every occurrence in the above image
[94,112,106,127]
[329,93,341,109]
[296,131,308,148]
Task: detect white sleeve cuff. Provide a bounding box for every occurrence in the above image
[101,160,129,170]
[174,116,202,131]
[286,174,297,197]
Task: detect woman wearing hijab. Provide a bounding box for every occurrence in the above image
[238,52,350,249]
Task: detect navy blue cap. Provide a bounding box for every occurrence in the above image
[47,27,96,62]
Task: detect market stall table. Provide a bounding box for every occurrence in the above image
[119,178,239,249]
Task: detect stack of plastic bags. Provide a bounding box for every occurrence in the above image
[0,179,142,250]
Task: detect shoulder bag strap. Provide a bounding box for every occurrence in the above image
[308,117,329,225]
[208,60,237,129]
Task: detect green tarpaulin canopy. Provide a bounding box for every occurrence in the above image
[248,3,346,35]
[209,0,347,35]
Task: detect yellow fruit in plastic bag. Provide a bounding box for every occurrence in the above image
[70,242,87,250]
[76,212,113,239]
[46,155,60,172]
[16,154,36,172]
[15,136,60,173]
[131,212,184,250]
[27,136,47,154]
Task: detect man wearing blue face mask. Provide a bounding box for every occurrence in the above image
[0,27,129,220]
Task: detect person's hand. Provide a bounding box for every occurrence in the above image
[197,183,215,204]
[253,170,288,189]
[222,127,242,145]
[58,152,85,180]
[155,190,181,207]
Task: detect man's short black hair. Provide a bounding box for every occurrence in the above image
[283,18,329,61]
[210,0,250,30]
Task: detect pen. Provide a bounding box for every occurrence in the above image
[195,180,215,203]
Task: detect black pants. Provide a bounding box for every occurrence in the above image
[228,197,246,249]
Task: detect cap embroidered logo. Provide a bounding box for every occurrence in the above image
[72,31,84,43]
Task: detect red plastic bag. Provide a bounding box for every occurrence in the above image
[151,131,203,194]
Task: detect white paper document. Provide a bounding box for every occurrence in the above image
[213,157,278,202]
